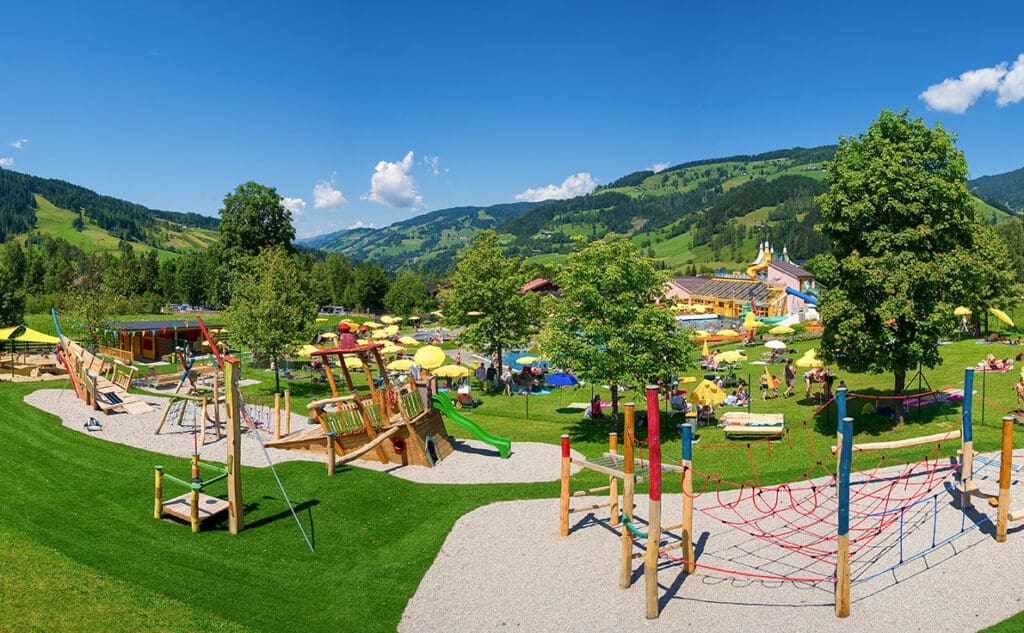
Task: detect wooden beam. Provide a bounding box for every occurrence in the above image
[829,430,961,453]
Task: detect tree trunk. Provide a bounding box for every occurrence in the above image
[495,342,502,392]
[274,357,281,394]
[894,370,906,424]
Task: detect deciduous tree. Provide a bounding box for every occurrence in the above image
[538,235,690,424]
[812,109,1018,395]
[218,182,295,257]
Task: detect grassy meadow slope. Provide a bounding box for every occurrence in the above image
[27,194,217,258]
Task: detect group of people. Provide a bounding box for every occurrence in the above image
[975,353,1014,372]
[758,359,797,400]
[472,361,550,396]
[804,365,836,400]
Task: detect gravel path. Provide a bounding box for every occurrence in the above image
[23,388,573,483]
[401,457,1024,633]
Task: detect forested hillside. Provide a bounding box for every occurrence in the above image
[970,167,1024,212]
[0,168,218,246]
[319,201,541,273]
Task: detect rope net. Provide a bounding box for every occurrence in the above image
[658,394,985,586]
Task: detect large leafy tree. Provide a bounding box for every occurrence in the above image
[445,230,540,375]
[227,247,317,392]
[538,235,691,425]
[342,262,391,311]
[218,182,296,257]
[811,109,1018,395]
[385,269,429,317]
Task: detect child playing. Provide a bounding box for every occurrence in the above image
[770,373,780,399]
[1015,376,1024,412]
[760,372,770,401]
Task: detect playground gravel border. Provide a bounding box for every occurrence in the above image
[400,462,1024,633]
[22,388,576,483]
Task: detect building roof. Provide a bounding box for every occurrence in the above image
[670,276,709,293]
[107,320,224,332]
[521,277,560,293]
[690,278,775,302]
[768,260,813,278]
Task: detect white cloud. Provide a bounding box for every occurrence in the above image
[650,162,670,173]
[997,53,1024,106]
[0,157,14,167]
[919,53,1024,113]
[362,151,424,210]
[281,196,306,216]
[423,155,441,176]
[312,173,347,209]
[348,220,376,229]
[9,138,28,149]
[514,172,599,202]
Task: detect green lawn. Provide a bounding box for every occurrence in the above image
[4,316,1024,630]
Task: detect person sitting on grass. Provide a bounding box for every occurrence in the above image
[735,383,749,406]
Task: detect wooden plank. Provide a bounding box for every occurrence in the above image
[161,492,229,524]
[569,458,627,479]
[331,426,401,466]
[830,430,961,453]
[568,502,610,514]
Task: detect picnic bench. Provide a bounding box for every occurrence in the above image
[718,412,785,438]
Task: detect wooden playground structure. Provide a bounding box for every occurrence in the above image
[154,356,244,533]
[154,349,228,445]
[57,337,150,415]
[558,369,1024,621]
[265,340,454,470]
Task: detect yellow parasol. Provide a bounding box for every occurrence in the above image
[380,344,405,354]
[413,345,447,369]
[430,310,444,318]
[315,317,328,323]
[688,379,727,407]
[384,324,400,335]
[701,339,710,358]
[380,315,395,324]
[371,329,391,339]
[769,325,794,335]
[953,306,972,317]
[342,356,364,369]
[434,364,470,378]
[387,359,414,371]
[713,350,746,364]
[320,331,338,339]
[296,344,322,358]
[398,335,421,346]
[691,330,710,339]
[691,305,707,314]
[362,322,383,329]
[407,316,420,321]
[716,329,740,337]
[467,310,485,316]
[795,349,824,368]
[989,307,1015,328]
[516,356,538,365]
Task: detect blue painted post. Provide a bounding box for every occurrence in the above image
[679,423,695,574]
[961,368,975,509]
[836,409,853,618]
[836,385,847,428]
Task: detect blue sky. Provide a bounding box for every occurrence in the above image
[4,1,1024,238]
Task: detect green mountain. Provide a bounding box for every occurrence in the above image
[318,201,541,272]
[0,167,218,256]
[969,167,1024,212]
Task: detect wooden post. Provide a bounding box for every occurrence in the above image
[680,422,695,574]
[284,389,291,435]
[224,356,244,534]
[90,374,100,410]
[190,483,201,533]
[200,396,209,445]
[559,434,571,536]
[213,374,221,436]
[835,384,852,618]
[327,431,336,476]
[154,465,163,519]
[274,392,282,440]
[997,415,1014,542]
[620,402,636,589]
[961,368,975,509]
[644,386,662,619]
[609,432,619,526]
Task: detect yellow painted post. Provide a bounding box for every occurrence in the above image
[153,466,163,519]
[274,392,282,440]
[284,389,291,435]
[559,434,571,536]
[620,403,636,589]
[997,416,1014,542]
[224,356,244,535]
[609,432,619,526]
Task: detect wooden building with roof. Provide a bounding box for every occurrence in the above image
[109,319,225,363]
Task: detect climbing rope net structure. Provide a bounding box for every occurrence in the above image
[561,368,1024,621]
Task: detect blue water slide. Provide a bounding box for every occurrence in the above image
[785,286,817,305]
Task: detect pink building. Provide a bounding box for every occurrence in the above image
[767,260,816,314]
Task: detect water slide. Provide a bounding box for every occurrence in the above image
[431,393,511,459]
[785,286,817,305]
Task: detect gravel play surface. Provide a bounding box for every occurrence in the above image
[401,455,1024,633]
[23,388,574,483]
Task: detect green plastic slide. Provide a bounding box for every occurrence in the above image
[431,393,511,459]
